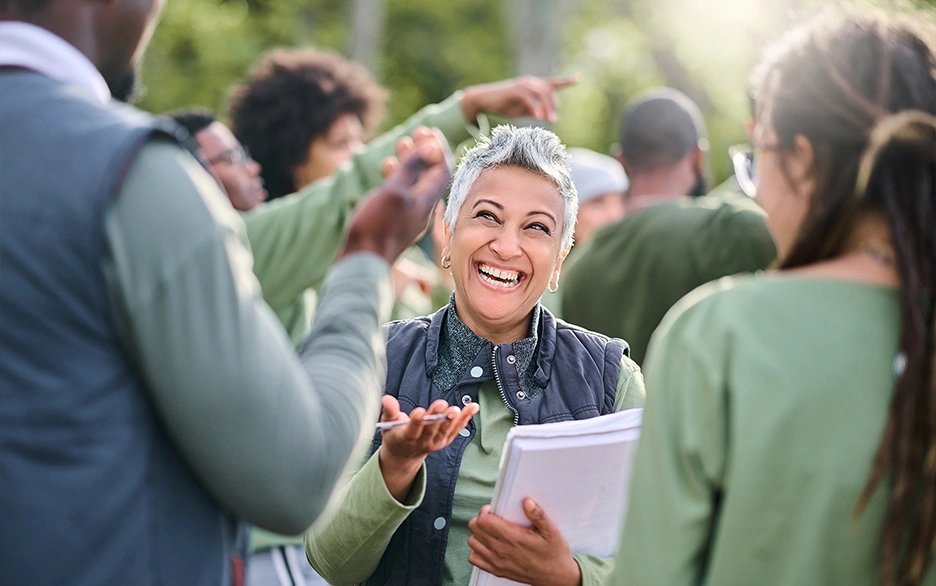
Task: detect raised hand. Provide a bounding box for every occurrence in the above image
[468,498,582,586]
[378,395,479,503]
[339,129,452,264]
[460,76,579,123]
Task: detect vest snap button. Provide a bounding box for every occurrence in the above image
[433,517,447,530]
[470,366,483,378]
[459,428,470,437]
[516,391,526,400]
[506,354,516,364]
[461,394,472,406]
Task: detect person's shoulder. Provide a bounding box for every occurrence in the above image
[655,273,769,336]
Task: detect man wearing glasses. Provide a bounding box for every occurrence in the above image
[172,109,268,211]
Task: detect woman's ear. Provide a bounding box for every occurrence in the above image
[553,248,569,276]
[438,222,453,268]
[789,134,817,198]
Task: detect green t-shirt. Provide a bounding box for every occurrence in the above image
[305,359,645,586]
[561,191,776,365]
[611,274,934,586]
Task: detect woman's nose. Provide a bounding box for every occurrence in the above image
[489,229,522,259]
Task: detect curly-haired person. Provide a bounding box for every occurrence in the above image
[229,48,388,200]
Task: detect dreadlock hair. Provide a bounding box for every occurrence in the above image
[753,13,936,586]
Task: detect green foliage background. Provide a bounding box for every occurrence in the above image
[139,0,936,184]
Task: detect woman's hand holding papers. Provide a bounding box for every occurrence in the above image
[467,498,582,586]
[377,395,479,503]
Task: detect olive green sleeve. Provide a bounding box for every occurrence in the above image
[104,138,393,535]
[304,448,428,586]
[244,92,475,312]
[614,355,647,411]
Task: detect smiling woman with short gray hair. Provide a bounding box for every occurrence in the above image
[305,125,645,586]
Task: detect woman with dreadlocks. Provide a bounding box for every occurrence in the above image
[611,12,935,586]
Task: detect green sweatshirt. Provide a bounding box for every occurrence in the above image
[561,190,777,365]
[610,274,934,586]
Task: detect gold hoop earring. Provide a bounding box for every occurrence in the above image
[440,254,451,269]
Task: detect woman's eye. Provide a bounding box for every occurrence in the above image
[527,223,550,234]
[476,211,498,222]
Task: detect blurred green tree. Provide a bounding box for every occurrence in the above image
[139,0,935,183]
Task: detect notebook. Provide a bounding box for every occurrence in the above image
[469,408,643,586]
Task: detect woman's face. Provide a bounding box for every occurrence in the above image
[293,113,365,188]
[443,166,566,344]
[753,113,815,260]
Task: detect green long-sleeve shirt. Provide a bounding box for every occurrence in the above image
[306,359,645,586]
[244,93,477,345]
[561,190,777,365]
[104,138,392,534]
[609,274,934,586]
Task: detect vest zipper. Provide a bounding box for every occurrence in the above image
[491,346,519,426]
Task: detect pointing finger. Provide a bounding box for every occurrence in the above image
[545,75,579,89]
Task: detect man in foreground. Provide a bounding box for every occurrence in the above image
[0,1,450,584]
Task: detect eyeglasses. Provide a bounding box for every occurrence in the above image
[728,143,758,198]
[207,144,252,167]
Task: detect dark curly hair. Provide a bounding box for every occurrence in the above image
[228,48,387,200]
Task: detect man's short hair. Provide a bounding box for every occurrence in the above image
[227,48,388,200]
[618,88,706,171]
[168,108,216,140]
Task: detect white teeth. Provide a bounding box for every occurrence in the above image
[480,272,516,288]
[478,264,520,288]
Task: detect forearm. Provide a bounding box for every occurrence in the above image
[378,448,425,503]
[108,141,394,535]
[305,449,427,585]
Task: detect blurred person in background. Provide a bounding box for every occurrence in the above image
[540,147,628,319]
[228,47,386,200]
[0,0,453,583]
[567,147,629,248]
[611,13,936,586]
[562,89,775,364]
[305,126,645,586]
[171,108,268,211]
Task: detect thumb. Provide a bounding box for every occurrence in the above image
[523,498,557,537]
[381,395,402,421]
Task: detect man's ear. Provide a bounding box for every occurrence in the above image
[614,151,631,177]
[691,146,706,176]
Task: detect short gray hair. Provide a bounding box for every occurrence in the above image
[445,125,578,252]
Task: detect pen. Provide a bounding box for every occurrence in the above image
[376,413,450,431]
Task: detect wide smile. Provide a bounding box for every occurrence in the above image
[476,262,524,290]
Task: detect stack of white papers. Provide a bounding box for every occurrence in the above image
[469,408,643,586]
